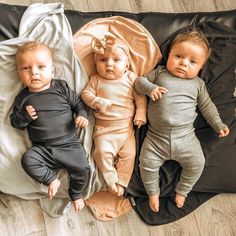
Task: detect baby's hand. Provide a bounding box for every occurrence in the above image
[150,86,168,101]
[134,120,145,129]
[25,105,38,120]
[75,116,89,128]
[218,127,230,137]
[96,98,112,114]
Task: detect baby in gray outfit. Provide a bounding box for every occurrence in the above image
[135,30,230,212]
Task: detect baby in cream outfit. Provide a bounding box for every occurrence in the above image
[82,34,147,196]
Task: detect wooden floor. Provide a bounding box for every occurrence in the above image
[1,0,236,235]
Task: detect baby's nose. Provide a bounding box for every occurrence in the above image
[31,66,39,75]
[180,59,188,66]
[106,58,113,66]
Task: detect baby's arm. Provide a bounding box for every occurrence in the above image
[135,70,168,101]
[10,102,36,129]
[198,81,230,137]
[81,76,112,113]
[133,90,147,128]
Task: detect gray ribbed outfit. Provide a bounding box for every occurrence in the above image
[135,66,227,197]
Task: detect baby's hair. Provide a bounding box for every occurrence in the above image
[170,30,211,59]
[16,41,52,65]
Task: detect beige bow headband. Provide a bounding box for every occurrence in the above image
[91,33,130,59]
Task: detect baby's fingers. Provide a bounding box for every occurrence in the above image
[25,105,34,113]
[151,92,159,101]
[75,117,89,128]
[218,127,230,137]
[159,87,168,93]
[26,105,38,119]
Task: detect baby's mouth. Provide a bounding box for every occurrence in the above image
[176,68,185,73]
[106,70,113,73]
[31,79,41,83]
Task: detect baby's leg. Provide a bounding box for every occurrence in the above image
[175,194,186,208]
[73,198,85,212]
[116,132,136,189]
[139,133,166,213]
[149,193,160,212]
[174,132,205,208]
[94,134,119,191]
[48,178,61,200]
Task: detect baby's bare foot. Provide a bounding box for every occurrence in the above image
[149,193,160,212]
[116,183,124,196]
[175,194,186,208]
[48,178,61,200]
[73,198,85,212]
[108,184,118,195]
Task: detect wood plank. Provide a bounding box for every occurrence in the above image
[214,0,236,11]
[43,206,96,236]
[171,0,216,13]
[75,0,133,12]
[0,193,46,236]
[130,0,175,13]
[43,205,136,236]
[194,194,236,236]
[2,0,236,12]
[148,212,200,236]
[0,0,133,12]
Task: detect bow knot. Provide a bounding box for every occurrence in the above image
[91,33,117,54]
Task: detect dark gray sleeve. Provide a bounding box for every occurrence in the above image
[63,81,89,119]
[10,98,33,130]
[197,80,227,132]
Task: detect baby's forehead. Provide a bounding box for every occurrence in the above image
[99,46,129,57]
[18,43,52,56]
[172,41,206,53]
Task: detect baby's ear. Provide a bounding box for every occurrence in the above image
[126,61,130,69]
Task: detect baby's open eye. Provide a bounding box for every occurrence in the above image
[190,60,197,64]
[100,58,107,62]
[22,66,30,71]
[38,65,47,70]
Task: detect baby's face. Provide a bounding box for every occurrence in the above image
[166,41,207,79]
[95,46,130,80]
[17,47,54,92]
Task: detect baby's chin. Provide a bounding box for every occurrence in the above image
[103,74,121,80]
[172,72,192,79]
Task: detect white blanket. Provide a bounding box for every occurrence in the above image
[0,3,105,217]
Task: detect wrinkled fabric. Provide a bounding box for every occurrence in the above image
[73,16,162,77]
[0,3,106,217]
[0,3,236,224]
